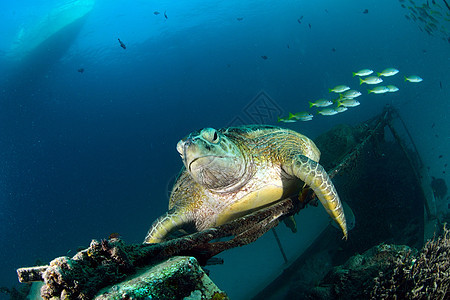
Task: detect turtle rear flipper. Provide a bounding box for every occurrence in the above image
[144,208,188,244]
[283,155,348,239]
[283,216,297,233]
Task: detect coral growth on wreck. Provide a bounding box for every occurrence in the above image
[302,225,449,299]
[371,225,450,299]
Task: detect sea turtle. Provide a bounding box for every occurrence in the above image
[144,125,347,243]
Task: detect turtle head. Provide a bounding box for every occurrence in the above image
[176,128,247,191]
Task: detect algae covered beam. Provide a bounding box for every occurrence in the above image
[15,266,47,283]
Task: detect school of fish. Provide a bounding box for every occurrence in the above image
[277,67,423,123]
[399,0,450,43]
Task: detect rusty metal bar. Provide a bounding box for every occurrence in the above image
[272,228,288,264]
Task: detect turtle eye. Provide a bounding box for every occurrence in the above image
[202,128,220,144]
[209,129,220,144]
[212,131,218,143]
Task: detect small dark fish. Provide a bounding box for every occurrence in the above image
[297,18,302,24]
[405,14,411,20]
[77,68,84,73]
[431,123,435,128]
[439,155,443,158]
[118,38,126,49]
[401,4,406,8]
[331,48,336,52]
[435,134,439,138]
[325,9,329,13]
[440,81,442,89]
[164,10,168,19]
[445,163,448,167]
[287,44,290,48]
[153,11,160,15]
[261,55,268,60]
[308,23,311,29]
[236,17,244,21]
[363,9,369,14]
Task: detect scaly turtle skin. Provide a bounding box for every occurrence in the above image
[144,125,347,243]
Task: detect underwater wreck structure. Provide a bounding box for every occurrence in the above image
[16,106,449,299]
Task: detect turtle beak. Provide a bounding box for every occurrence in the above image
[176,139,189,165]
[176,139,185,156]
[177,138,196,170]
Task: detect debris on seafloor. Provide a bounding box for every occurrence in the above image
[306,244,417,299]
[304,225,450,299]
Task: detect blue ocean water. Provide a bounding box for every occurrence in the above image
[0,0,449,297]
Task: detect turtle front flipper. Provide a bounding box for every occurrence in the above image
[144,208,188,244]
[283,155,348,239]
